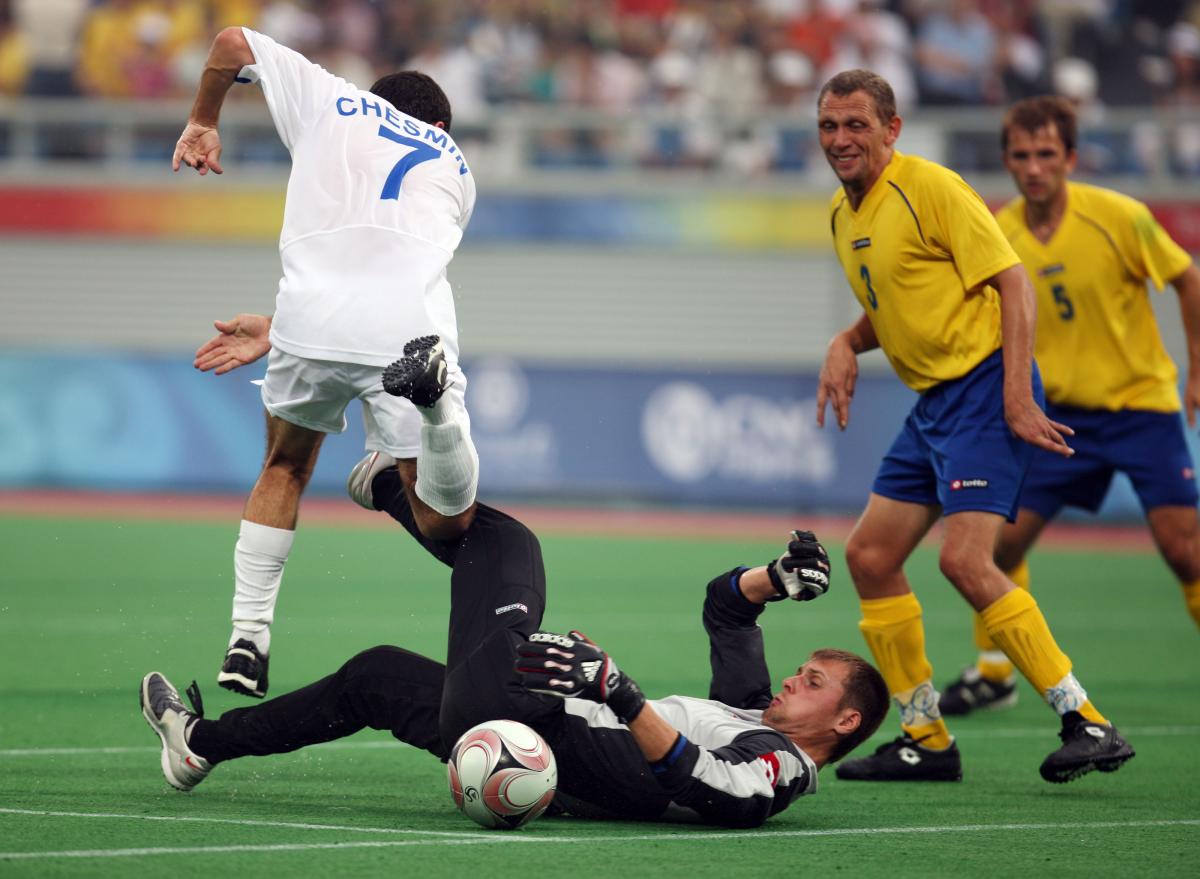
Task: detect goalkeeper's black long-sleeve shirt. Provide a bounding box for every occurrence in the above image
[546,569,817,828]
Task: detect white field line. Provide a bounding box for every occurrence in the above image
[0,740,411,757]
[3,725,1199,758]
[0,815,1197,861]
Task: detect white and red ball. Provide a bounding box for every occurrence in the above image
[447,719,557,830]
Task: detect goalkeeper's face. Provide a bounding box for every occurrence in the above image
[762,658,856,740]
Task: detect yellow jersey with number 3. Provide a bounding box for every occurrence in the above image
[830,151,1020,392]
[995,181,1192,412]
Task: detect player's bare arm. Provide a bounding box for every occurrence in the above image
[992,263,1075,456]
[173,27,255,175]
[194,313,272,374]
[1171,262,1200,426]
[817,313,878,431]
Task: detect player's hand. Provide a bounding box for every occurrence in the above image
[515,630,647,723]
[817,333,858,431]
[194,313,272,374]
[1005,396,1074,457]
[173,121,224,175]
[767,530,831,601]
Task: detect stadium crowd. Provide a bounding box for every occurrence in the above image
[4,1,1200,172]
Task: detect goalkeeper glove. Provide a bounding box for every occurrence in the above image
[766,529,831,601]
[515,630,647,723]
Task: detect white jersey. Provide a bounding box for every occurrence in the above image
[238,28,476,367]
[556,694,818,825]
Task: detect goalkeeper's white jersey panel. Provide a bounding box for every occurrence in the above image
[239,28,475,367]
[562,694,816,824]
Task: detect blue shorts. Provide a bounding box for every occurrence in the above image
[1019,403,1199,518]
[872,350,1041,522]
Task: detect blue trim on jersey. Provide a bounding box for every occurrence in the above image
[1019,404,1199,518]
[887,181,926,244]
[729,567,750,596]
[872,350,1040,521]
[652,735,690,774]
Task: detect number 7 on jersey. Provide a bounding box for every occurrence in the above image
[376,125,440,200]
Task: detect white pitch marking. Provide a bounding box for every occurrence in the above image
[0,808,489,838]
[0,740,409,757]
[0,815,1197,860]
[3,726,1198,758]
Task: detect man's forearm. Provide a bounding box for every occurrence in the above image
[994,263,1036,401]
[190,27,255,127]
[626,702,683,762]
[1173,263,1200,375]
[844,311,880,355]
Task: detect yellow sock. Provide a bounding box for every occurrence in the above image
[1182,579,1200,630]
[973,560,1029,681]
[981,589,1107,725]
[859,593,953,749]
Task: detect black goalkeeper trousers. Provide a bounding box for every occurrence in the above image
[189,470,558,765]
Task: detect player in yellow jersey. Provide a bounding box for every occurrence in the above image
[814,70,1134,783]
[939,95,1200,717]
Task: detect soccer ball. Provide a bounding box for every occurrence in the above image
[447,719,557,830]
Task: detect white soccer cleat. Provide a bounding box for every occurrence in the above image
[140,672,212,791]
[346,450,398,510]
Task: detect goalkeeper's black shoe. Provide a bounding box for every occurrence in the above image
[835,735,963,782]
[939,666,1017,716]
[218,639,269,699]
[382,335,447,408]
[1039,713,1134,783]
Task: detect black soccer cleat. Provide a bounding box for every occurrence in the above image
[382,335,448,408]
[1039,712,1135,783]
[939,666,1018,716]
[835,735,963,782]
[218,639,269,699]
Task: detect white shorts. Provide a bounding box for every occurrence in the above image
[260,348,469,459]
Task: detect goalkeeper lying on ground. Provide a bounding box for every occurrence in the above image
[140,475,887,828]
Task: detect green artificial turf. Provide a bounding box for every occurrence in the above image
[0,512,1197,877]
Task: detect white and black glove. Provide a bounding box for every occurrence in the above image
[515,630,647,723]
[767,530,831,601]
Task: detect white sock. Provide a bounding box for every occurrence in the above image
[413,396,479,516]
[230,520,295,655]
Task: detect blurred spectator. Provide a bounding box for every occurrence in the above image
[406,28,488,123]
[638,48,716,168]
[826,0,916,111]
[914,0,999,105]
[257,0,322,55]
[124,10,174,98]
[0,0,30,96]
[77,0,141,97]
[693,19,764,113]
[14,0,88,97]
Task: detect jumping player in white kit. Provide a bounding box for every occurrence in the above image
[174,25,480,699]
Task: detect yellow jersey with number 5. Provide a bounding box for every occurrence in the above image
[830,151,1020,392]
[995,181,1192,412]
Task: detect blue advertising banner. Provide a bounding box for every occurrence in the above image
[0,351,1173,518]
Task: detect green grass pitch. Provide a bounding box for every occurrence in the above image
[1,510,1198,877]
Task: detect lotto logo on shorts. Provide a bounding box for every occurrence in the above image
[950,479,989,490]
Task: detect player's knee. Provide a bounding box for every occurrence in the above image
[1158,533,1200,581]
[415,503,475,541]
[845,536,897,585]
[937,543,990,591]
[340,646,398,681]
